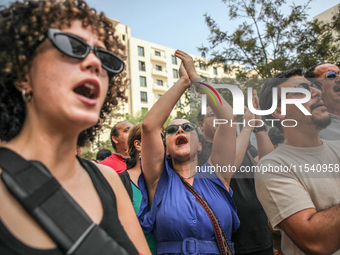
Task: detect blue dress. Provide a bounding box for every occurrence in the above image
[138,158,240,255]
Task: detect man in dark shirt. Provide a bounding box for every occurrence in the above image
[197,106,273,255]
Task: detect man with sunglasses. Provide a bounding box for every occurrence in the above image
[255,68,340,255]
[305,63,340,140]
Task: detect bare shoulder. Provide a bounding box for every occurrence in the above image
[95,164,122,191]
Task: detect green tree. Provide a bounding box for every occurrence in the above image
[199,0,340,78]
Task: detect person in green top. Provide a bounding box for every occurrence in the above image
[119,124,157,255]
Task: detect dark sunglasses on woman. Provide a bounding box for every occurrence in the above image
[35,28,125,78]
[325,71,340,79]
[164,123,197,135]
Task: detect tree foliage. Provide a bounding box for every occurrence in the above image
[199,0,340,78]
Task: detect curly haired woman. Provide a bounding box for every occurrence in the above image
[0,0,150,254]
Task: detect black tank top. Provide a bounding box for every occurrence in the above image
[0,158,139,255]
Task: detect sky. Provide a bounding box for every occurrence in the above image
[1,0,339,57]
[87,0,339,57]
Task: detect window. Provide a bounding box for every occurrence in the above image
[141,107,148,115]
[139,61,145,71]
[140,91,147,102]
[122,35,125,41]
[173,69,179,78]
[199,63,206,70]
[171,55,177,65]
[155,65,162,71]
[176,99,181,107]
[158,94,163,99]
[155,51,161,56]
[138,46,144,57]
[140,76,146,87]
[213,67,218,75]
[156,79,163,86]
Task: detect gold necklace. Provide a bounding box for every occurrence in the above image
[182,172,197,179]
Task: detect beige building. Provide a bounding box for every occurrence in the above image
[109,18,242,118]
[91,18,242,151]
[314,4,339,23]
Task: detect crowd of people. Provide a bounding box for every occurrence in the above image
[0,0,340,255]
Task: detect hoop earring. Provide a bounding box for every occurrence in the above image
[22,89,32,103]
[197,150,201,155]
[167,154,172,159]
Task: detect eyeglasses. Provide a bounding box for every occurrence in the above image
[278,81,323,105]
[288,81,324,93]
[325,71,340,79]
[164,123,197,135]
[36,28,125,78]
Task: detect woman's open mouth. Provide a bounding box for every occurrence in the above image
[176,136,188,146]
[73,83,99,99]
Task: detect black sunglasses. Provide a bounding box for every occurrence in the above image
[36,28,125,78]
[325,71,340,79]
[289,81,324,93]
[164,123,197,135]
[278,81,323,105]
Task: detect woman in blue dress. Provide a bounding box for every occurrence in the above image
[139,50,240,255]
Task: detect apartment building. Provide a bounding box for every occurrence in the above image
[108,18,242,118]
[93,18,242,150]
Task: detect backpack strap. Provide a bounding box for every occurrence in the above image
[0,147,129,255]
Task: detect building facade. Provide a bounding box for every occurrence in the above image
[92,18,242,150]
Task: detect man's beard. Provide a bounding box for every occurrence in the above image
[310,98,331,130]
[311,115,331,130]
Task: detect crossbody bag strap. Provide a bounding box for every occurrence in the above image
[179,177,234,255]
[246,150,258,166]
[0,147,129,255]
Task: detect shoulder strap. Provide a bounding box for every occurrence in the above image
[179,176,234,255]
[0,147,129,255]
[119,171,133,201]
[246,150,258,166]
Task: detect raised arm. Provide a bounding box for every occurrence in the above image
[252,90,274,158]
[141,56,190,205]
[176,50,236,187]
[235,107,258,169]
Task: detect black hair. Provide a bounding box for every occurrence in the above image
[96,148,112,161]
[304,63,331,80]
[110,122,122,151]
[267,127,284,145]
[259,68,303,131]
[197,109,204,123]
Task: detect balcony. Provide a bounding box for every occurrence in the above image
[153,82,169,92]
[151,68,168,77]
[150,53,167,63]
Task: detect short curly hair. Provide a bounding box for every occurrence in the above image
[0,0,128,146]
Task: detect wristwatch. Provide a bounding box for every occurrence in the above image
[253,125,267,133]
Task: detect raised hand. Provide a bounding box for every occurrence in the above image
[252,90,262,126]
[243,106,255,131]
[178,62,190,88]
[174,50,200,79]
